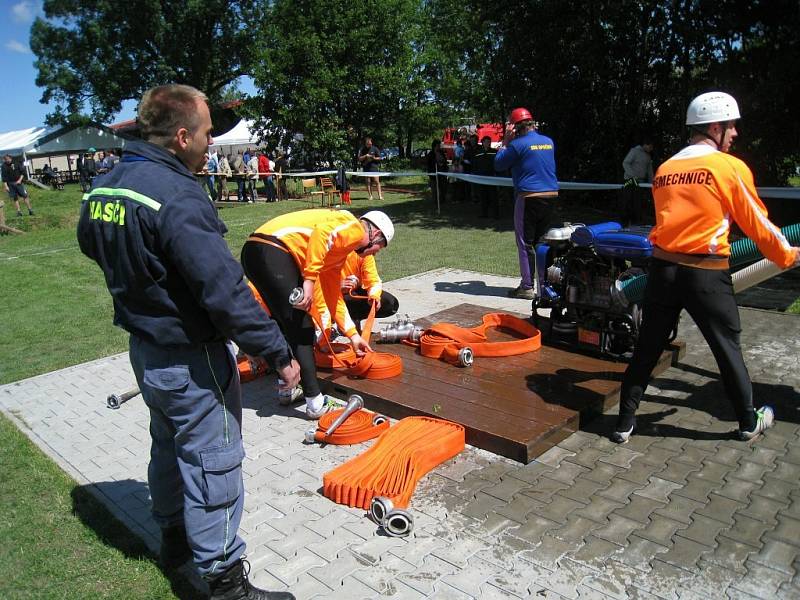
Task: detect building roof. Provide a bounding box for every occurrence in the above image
[0,122,132,156]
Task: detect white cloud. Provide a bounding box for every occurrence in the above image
[12,1,37,23]
[5,40,31,54]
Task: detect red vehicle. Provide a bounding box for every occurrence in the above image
[441,122,504,160]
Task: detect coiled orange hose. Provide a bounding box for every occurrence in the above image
[311,408,390,444]
[322,416,465,509]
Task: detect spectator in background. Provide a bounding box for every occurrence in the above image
[232,150,247,201]
[258,150,276,202]
[247,151,259,202]
[426,139,448,206]
[2,154,33,216]
[105,150,119,171]
[462,134,479,203]
[275,151,288,200]
[78,148,97,192]
[243,147,251,165]
[335,163,351,205]
[473,136,499,218]
[96,151,108,174]
[217,153,231,201]
[203,152,217,201]
[358,137,383,201]
[620,138,655,227]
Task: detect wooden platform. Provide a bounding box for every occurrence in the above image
[318,303,685,464]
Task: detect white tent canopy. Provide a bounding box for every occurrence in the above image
[0,123,131,157]
[210,119,260,148]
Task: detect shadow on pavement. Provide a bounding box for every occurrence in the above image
[434,279,513,298]
[71,480,205,600]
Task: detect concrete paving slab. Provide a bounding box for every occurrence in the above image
[2,268,800,599]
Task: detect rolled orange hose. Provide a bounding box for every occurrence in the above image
[312,408,390,444]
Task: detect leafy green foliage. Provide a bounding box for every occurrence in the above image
[247,0,450,166]
[30,0,264,124]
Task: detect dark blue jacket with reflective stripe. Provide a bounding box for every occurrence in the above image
[77,139,292,367]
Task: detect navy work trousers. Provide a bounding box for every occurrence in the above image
[129,335,246,578]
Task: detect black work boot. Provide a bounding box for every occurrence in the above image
[208,559,295,600]
[158,524,192,570]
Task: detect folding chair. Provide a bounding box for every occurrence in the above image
[318,177,341,206]
[302,178,322,206]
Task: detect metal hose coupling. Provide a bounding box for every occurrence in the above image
[289,287,304,306]
[324,394,364,437]
[457,347,474,367]
[383,509,414,537]
[304,427,318,444]
[368,497,414,537]
[369,496,394,524]
[375,315,424,343]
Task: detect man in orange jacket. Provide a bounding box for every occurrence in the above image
[241,209,394,419]
[312,251,399,337]
[613,92,800,444]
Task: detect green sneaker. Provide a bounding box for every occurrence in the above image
[738,406,774,441]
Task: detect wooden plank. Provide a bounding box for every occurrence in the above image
[318,303,683,463]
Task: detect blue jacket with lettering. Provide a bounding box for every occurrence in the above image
[77,139,292,367]
[494,130,558,193]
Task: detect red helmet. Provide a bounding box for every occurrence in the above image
[509,107,533,124]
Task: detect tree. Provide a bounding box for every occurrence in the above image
[30,0,264,124]
[247,0,451,167]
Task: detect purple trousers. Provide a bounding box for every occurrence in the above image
[514,193,556,289]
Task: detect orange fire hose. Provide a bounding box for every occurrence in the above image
[412,312,541,365]
[313,296,403,379]
[322,416,465,510]
[310,408,390,444]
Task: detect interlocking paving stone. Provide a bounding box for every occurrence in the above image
[481,476,534,503]
[636,446,681,469]
[566,534,622,570]
[636,515,687,547]
[530,494,586,524]
[614,495,667,525]
[428,582,475,599]
[307,553,365,589]
[349,553,418,595]
[508,514,561,545]
[508,471,575,508]
[461,491,509,521]
[439,556,505,598]
[388,534,450,568]
[613,535,670,572]
[564,448,610,470]
[490,556,552,598]
[556,430,596,453]
[593,514,648,547]
[765,515,800,546]
[629,558,691,600]
[714,476,759,503]
[658,534,712,572]
[633,476,683,503]
[677,561,742,599]
[670,445,715,467]
[574,496,625,525]
[736,494,787,526]
[598,446,643,469]
[396,554,461,596]
[743,445,784,466]
[542,461,590,486]
[596,479,645,504]
[753,475,795,506]
[518,534,575,571]
[557,475,608,505]
[671,475,718,504]
[749,538,799,576]
[731,560,793,599]
[266,547,329,586]
[537,557,595,600]
[720,513,774,549]
[694,492,747,525]
[285,572,333,599]
[578,461,624,485]
[494,492,543,524]
[307,528,366,562]
[549,515,602,544]
[430,533,489,569]
[617,458,666,486]
[537,446,577,468]
[728,458,774,483]
[679,513,727,547]
[504,460,555,485]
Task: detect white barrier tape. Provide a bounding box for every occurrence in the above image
[272,169,800,199]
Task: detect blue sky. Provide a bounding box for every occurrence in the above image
[0,0,134,132]
[0,1,257,133]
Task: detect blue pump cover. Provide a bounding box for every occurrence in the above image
[535,243,551,294]
[571,222,622,247]
[594,228,653,259]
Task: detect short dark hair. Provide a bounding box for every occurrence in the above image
[138,84,208,146]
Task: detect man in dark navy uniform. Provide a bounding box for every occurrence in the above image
[77,84,298,600]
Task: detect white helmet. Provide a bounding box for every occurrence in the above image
[361,210,394,245]
[686,92,741,125]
